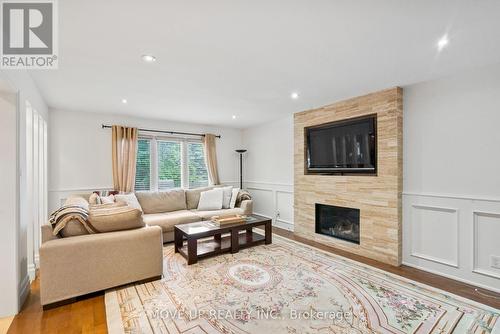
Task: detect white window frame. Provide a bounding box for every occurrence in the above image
[138,135,207,191]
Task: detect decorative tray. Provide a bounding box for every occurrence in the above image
[211,215,247,225]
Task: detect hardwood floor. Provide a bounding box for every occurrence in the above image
[7,227,500,334]
[270,227,500,309]
[0,316,14,334]
[7,278,107,334]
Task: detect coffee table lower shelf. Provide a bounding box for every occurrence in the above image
[177,232,265,261]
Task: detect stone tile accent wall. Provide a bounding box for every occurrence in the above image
[294,87,403,266]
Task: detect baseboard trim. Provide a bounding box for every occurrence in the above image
[274,219,294,231]
[18,274,30,311]
[28,264,36,282]
[253,212,294,231]
[402,261,500,294]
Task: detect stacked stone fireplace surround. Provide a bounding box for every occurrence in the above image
[294,87,403,266]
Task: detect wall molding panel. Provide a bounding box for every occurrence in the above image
[410,205,459,268]
[246,181,294,231]
[403,193,500,293]
[472,211,500,280]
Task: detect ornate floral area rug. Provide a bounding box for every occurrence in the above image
[105,234,499,334]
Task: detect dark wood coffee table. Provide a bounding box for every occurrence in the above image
[174,215,272,265]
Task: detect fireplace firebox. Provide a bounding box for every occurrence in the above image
[315,204,360,244]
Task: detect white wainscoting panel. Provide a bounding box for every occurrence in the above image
[410,205,459,268]
[473,211,500,279]
[246,181,294,231]
[276,190,293,229]
[247,187,274,216]
[403,193,500,293]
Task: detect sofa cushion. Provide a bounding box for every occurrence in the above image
[60,220,91,238]
[142,210,201,233]
[115,193,143,213]
[185,186,213,209]
[89,192,100,205]
[197,188,223,211]
[136,189,187,214]
[192,207,245,220]
[221,186,233,209]
[100,194,115,204]
[88,204,144,233]
[229,188,240,208]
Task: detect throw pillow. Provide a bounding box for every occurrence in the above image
[221,186,233,209]
[115,193,143,213]
[135,189,187,214]
[88,192,100,205]
[229,188,240,209]
[88,205,144,233]
[197,188,224,211]
[235,189,252,207]
[100,194,115,204]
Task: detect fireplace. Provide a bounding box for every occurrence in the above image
[315,204,360,244]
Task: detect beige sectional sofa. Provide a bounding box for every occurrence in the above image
[40,224,163,307]
[39,186,252,307]
[137,186,253,242]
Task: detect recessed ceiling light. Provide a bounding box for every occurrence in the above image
[232,115,236,119]
[291,92,299,100]
[121,99,128,104]
[437,34,449,51]
[141,54,156,62]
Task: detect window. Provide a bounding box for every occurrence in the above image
[157,140,181,190]
[188,142,209,188]
[135,139,151,191]
[135,137,209,191]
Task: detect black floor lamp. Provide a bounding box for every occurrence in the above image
[235,149,247,189]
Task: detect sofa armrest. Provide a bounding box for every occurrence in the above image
[238,199,253,215]
[40,226,163,306]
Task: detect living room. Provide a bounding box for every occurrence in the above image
[1,1,500,333]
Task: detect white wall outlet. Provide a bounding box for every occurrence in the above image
[490,255,500,270]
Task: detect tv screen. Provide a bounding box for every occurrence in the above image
[306,115,376,174]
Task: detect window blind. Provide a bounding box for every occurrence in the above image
[188,142,209,188]
[135,139,151,191]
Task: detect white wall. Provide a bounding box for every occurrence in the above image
[241,63,500,292]
[48,109,243,211]
[241,115,294,231]
[0,70,48,317]
[0,89,19,318]
[403,63,500,292]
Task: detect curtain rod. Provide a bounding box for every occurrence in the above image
[101,124,221,138]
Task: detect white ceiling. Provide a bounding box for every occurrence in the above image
[30,0,500,128]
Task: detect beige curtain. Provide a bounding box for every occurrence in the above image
[203,134,220,185]
[112,125,138,192]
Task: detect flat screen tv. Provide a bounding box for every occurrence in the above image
[306,115,376,174]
